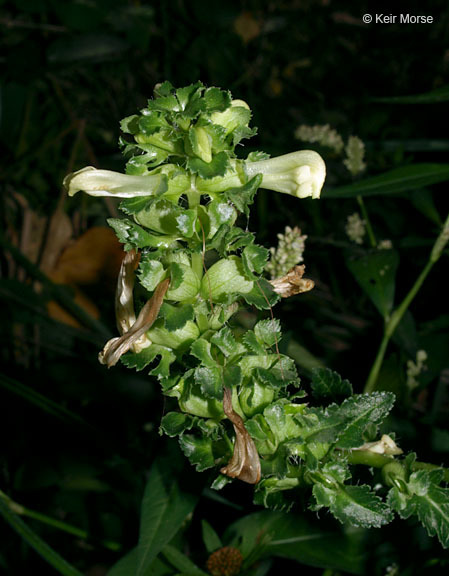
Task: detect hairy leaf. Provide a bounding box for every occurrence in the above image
[313,482,393,528]
[311,368,353,403]
[388,469,449,548]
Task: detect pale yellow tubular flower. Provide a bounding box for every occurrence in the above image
[63,166,165,198]
[354,434,403,457]
[245,150,326,199]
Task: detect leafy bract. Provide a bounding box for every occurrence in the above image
[313,481,393,528]
[388,469,449,548]
[311,368,352,403]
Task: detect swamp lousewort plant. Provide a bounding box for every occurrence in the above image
[65,81,449,546]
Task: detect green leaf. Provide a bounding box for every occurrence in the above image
[345,249,399,318]
[108,548,138,576]
[310,368,353,403]
[242,243,269,278]
[108,218,177,250]
[336,391,395,449]
[254,318,282,348]
[160,303,194,332]
[224,174,262,217]
[194,365,223,400]
[243,330,266,355]
[120,114,140,134]
[388,469,449,548]
[190,339,216,367]
[160,412,196,437]
[242,277,280,310]
[138,112,170,134]
[122,345,176,379]
[204,87,232,112]
[201,520,222,553]
[166,263,200,302]
[323,164,449,198]
[187,152,229,179]
[226,510,366,574]
[373,84,449,104]
[223,365,242,388]
[210,327,238,358]
[0,497,83,576]
[178,434,216,472]
[135,463,197,576]
[201,257,253,302]
[312,482,393,528]
[120,196,154,215]
[138,257,167,292]
[162,544,208,575]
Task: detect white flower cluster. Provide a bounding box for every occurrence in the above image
[343,135,366,176]
[378,239,393,250]
[266,225,307,279]
[294,124,344,154]
[345,212,366,245]
[406,350,428,390]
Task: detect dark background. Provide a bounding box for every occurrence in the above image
[1,1,449,574]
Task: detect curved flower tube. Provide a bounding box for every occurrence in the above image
[63,166,166,198]
[245,150,326,199]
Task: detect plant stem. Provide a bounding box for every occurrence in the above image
[0,490,120,551]
[364,212,449,393]
[357,195,376,248]
[347,452,449,483]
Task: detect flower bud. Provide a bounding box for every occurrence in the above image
[245,150,326,199]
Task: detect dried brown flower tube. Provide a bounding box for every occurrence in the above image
[270,264,314,298]
[220,387,261,484]
[99,277,170,367]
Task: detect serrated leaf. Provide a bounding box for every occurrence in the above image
[122,345,176,379]
[201,256,253,302]
[224,174,262,217]
[187,152,229,179]
[254,318,282,348]
[179,434,216,471]
[204,87,232,112]
[120,114,140,134]
[223,364,242,388]
[388,469,449,548]
[346,250,399,318]
[194,365,223,400]
[108,218,177,250]
[242,277,280,310]
[190,339,216,367]
[336,392,395,449]
[242,243,269,277]
[311,368,353,403]
[166,263,200,302]
[313,483,393,528]
[160,412,196,437]
[138,257,166,292]
[247,151,270,162]
[120,196,154,215]
[160,303,194,331]
[136,462,197,576]
[138,112,170,134]
[207,200,237,234]
[210,326,237,357]
[243,331,266,355]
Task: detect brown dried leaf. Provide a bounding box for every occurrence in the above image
[99,277,170,367]
[220,387,261,484]
[270,264,314,298]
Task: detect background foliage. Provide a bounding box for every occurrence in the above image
[1,1,449,574]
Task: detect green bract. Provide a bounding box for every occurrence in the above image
[64,81,449,547]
